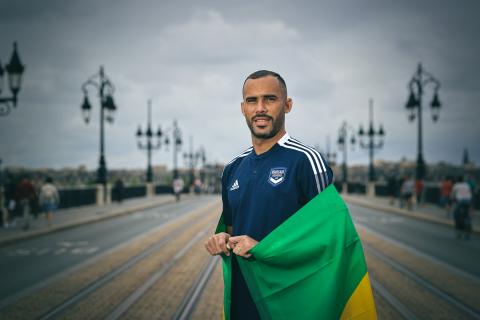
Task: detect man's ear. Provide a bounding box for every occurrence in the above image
[285,98,293,114]
[240,102,245,115]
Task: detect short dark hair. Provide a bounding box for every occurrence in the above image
[242,70,288,97]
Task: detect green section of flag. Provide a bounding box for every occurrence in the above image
[218,185,368,320]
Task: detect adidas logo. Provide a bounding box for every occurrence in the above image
[230,179,239,191]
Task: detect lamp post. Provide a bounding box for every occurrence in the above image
[325,135,337,166]
[337,121,356,185]
[169,120,183,179]
[315,136,336,166]
[405,63,442,180]
[80,66,117,202]
[358,98,385,182]
[183,136,206,187]
[136,100,164,183]
[0,42,25,117]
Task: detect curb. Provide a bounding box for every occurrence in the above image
[342,195,480,235]
[0,196,177,247]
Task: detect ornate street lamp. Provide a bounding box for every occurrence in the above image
[0,42,25,117]
[337,121,356,184]
[405,63,442,180]
[325,135,337,166]
[183,136,206,187]
[170,120,183,179]
[358,98,385,182]
[80,66,117,200]
[136,100,164,182]
[315,136,337,166]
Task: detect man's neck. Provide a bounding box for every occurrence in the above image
[252,129,286,155]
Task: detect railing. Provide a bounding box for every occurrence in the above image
[10,181,478,213]
[348,182,366,194]
[59,187,96,209]
[155,185,174,194]
[115,185,147,201]
[335,180,479,209]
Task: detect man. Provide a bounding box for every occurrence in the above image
[400,175,414,210]
[39,177,60,226]
[205,70,333,319]
[16,177,36,231]
[173,175,184,202]
[452,176,472,240]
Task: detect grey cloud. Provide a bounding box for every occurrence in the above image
[0,0,479,170]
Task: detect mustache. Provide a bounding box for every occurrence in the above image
[252,114,273,121]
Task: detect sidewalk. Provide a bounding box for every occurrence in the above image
[0,194,176,247]
[342,193,480,233]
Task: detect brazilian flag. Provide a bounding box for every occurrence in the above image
[216,185,377,320]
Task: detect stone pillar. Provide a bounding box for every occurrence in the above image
[146,183,155,198]
[342,182,348,195]
[106,184,112,204]
[96,184,104,206]
[367,182,376,197]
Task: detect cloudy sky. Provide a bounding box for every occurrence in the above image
[0,0,479,171]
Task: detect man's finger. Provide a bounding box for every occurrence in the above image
[217,238,230,256]
[228,236,242,248]
[204,240,215,255]
[211,237,222,255]
[207,239,218,255]
[228,236,242,243]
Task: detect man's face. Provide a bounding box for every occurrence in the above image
[241,76,292,140]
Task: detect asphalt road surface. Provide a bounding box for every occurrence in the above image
[0,196,218,307]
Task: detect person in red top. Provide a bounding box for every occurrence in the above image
[440,176,453,217]
[415,179,424,205]
[16,177,36,230]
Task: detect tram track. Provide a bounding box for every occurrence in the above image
[356,223,480,319]
[104,228,212,320]
[38,219,212,320]
[364,242,480,319]
[172,257,218,320]
[370,278,418,320]
[0,198,221,320]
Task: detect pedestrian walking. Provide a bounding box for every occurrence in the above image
[204,70,376,319]
[452,176,472,240]
[172,176,184,202]
[466,174,478,210]
[440,176,453,218]
[16,177,36,231]
[4,175,17,228]
[400,175,414,210]
[387,175,397,205]
[0,184,7,228]
[415,178,424,205]
[113,178,125,203]
[39,177,60,227]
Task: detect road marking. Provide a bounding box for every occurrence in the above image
[353,216,405,224]
[54,248,67,255]
[5,242,99,257]
[36,249,51,256]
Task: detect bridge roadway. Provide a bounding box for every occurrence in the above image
[0,195,478,319]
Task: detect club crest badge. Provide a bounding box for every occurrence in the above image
[268,167,287,186]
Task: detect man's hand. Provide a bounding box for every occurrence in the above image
[228,235,258,258]
[204,232,231,256]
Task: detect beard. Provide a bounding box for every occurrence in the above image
[245,113,285,139]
